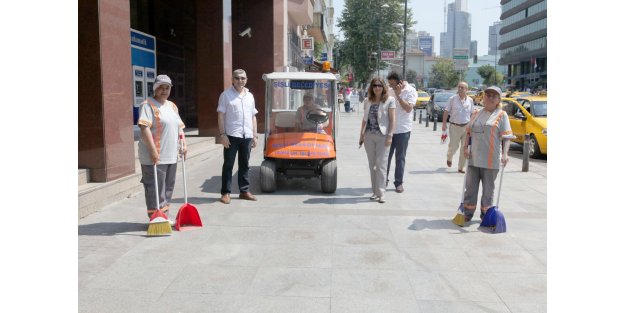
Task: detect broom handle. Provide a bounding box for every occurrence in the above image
[460,137,471,202]
[180,133,188,204]
[182,151,188,204]
[496,164,504,207]
[153,164,160,212]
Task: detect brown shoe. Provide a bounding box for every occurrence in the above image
[458,169,465,174]
[239,192,257,201]
[395,185,404,193]
[447,160,452,167]
[220,193,231,204]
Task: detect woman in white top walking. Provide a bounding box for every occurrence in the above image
[359,77,396,203]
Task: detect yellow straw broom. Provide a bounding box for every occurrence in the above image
[147,164,172,236]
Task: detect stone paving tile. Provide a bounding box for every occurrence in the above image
[165,265,258,295]
[406,271,501,302]
[416,300,512,313]
[332,245,405,270]
[248,267,332,298]
[332,269,414,298]
[483,273,547,304]
[238,296,330,313]
[331,295,421,313]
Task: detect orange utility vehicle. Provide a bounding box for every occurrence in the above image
[260,72,338,193]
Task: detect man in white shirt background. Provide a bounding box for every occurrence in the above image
[442,81,474,173]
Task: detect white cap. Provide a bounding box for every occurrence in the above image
[153,75,173,91]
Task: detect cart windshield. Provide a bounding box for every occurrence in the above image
[268,79,335,135]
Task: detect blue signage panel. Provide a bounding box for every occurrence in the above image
[131,48,156,68]
[418,36,433,56]
[131,30,155,50]
[321,53,327,61]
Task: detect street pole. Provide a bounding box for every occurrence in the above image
[377,25,381,77]
[402,0,407,79]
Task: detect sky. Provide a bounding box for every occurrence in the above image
[332,0,501,56]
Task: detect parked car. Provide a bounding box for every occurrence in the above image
[426,92,455,122]
[415,91,430,109]
[501,95,547,157]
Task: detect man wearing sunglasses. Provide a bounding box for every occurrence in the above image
[217,69,259,204]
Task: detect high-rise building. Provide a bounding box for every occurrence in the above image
[470,40,477,59]
[488,21,501,56]
[418,31,434,57]
[440,0,471,58]
[498,0,547,90]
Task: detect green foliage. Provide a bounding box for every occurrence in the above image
[314,41,323,60]
[336,0,415,85]
[477,65,504,86]
[429,59,463,89]
[405,69,417,86]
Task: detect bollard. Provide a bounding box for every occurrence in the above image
[522,134,530,172]
[419,110,422,124]
[425,113,429,127]
[413,109,417,121]
[433,114,438,131]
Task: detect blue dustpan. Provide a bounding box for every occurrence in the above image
[494,209,507,233]
[481,165,507,233]
[480,206,497,227]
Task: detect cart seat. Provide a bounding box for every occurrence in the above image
[274,111,296,133]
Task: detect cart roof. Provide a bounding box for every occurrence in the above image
[263,72,337,81]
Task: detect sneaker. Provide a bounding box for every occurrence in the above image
[378,197,386,203]
[369,194,379,200]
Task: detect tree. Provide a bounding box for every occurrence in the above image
[336,0,415,86]
[406,69,417,86]
[429,59,462,89]
[477,65,504,86]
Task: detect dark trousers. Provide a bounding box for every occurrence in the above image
[344,101,350,112]
[387,131,411,187]
[221,135,252,195]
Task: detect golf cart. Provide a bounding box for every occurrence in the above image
[260,72,338,193]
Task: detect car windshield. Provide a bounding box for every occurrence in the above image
[268,79,334,135]
[418,92,429,98]
[532,101,547,117]
[433,93,454,108]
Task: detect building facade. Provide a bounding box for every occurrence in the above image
[78,0,332,183]
[440,0,471,59]
[489,21,502,56]
[498,0,547,90]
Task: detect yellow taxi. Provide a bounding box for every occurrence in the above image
[473,90,484,105]
[501,95,547,157]
[416,91,430,109]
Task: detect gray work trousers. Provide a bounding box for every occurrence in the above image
[463,165,499,212]
[364,131,390,198]
[140,163,177,216]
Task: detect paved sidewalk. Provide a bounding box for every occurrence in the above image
[78,110,547,313]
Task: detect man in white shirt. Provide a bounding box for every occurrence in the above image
[386,72,417,193]
[217,69,259,204]
[442,81,474,173]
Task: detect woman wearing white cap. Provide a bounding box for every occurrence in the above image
[137,74,187,220]
[462,86,515,221]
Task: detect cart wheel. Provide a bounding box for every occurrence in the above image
[260,159,276,193]
[320,159,337,193]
